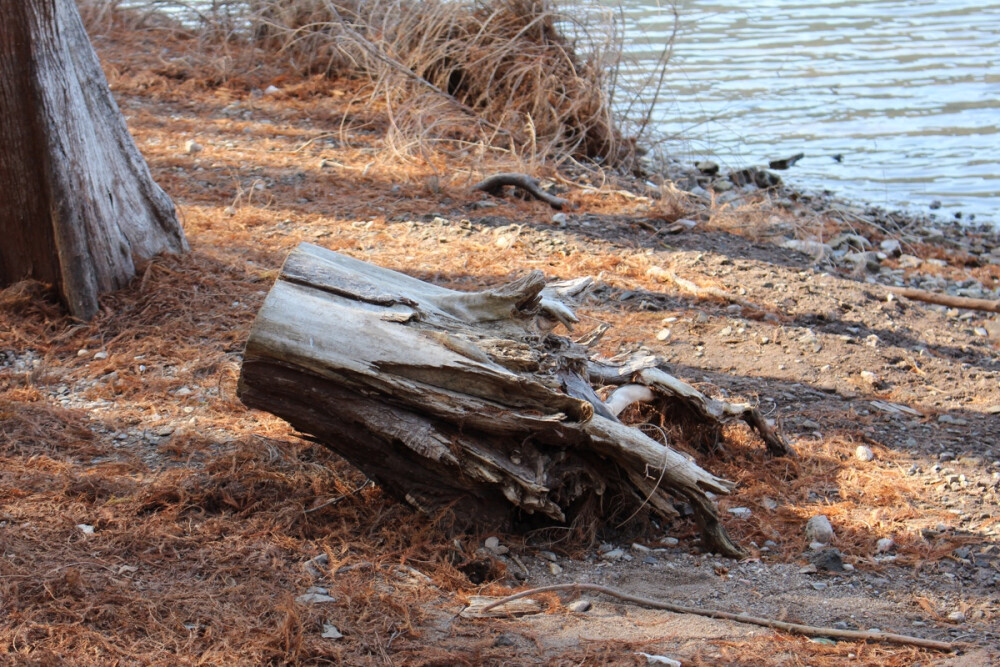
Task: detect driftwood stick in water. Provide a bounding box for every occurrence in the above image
[473,173,569,209]
[886,286,1000,313]
[478,583,962,653]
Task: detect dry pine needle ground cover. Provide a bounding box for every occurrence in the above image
[2,20,999,666]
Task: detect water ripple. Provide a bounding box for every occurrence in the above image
[613,0,1000,219]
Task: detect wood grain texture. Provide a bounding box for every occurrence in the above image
[238,244,793,556]
[0,0,187,319]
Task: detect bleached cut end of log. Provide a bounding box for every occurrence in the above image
[239,243,791,558]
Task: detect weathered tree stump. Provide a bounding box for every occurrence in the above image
[0,0,187,320]
[238,243,793,557]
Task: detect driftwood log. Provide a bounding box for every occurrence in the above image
[238,243,793,557]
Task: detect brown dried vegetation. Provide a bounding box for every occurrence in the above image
[0,4,989,665]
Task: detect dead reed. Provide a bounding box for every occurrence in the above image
[79,0,679,172]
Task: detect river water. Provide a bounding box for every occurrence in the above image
[612,0,1000,223]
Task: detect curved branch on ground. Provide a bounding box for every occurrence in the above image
[473,173,569,209]
[478,583,962,652]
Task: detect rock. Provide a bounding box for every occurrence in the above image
[568,600,592,613]
[637,653,682,666]
[304,553,330,577]
[807,548,846,572]
[810,582,828,591]
[880,239,902,257]
[656,328,672,341]
[876,538,895,553]
[713,179,734,193]
[855,445,875,462]
[898,254,923,269]
[296,590,338,604]
[768,153,804,170]
[661,537,679,547]
[695,160,719,176]
[938,414,967,426]
[730,166,780,188]
[551,213,568,225]
[93,350,108,360]
[727,507,752,520]
[859,370,880,388]
[321,623,343,639]
[805,515,835,544]
[781,239,833,262]
[264,85,281,95]
[929,200,942,210]
[842,251,881,272]
[600,548,624,561]
[484,536,508,555]
[947,610,966,623]
[548,562,563,575]
[538,550,558,562]
[830,233,872,251]
[77,523,95,535]
[184,139,202,154]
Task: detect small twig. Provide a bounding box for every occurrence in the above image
[473,173,569,210]
[304,479,372,513]
[886,286,1000,313]
[647,267,761,312]
[479,583,963,652]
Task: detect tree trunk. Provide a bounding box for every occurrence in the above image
[238,243,794,557]
[0,0,187,320]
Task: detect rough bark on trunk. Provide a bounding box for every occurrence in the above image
[238,243,793,557]
[0,0,187,320]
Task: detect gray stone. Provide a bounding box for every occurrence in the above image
[808,548,846,572]
[876,538,895,553]
[855,445,875,462]
[695,160,719,175]
[805,515,835,544]
[568,600,592,613]
[880,239,902,257]
[321,623,343,639]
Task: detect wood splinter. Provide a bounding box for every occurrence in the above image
[473,173,569,209]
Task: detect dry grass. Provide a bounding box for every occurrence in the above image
[80,0,678,173]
